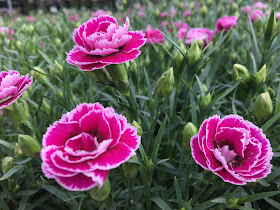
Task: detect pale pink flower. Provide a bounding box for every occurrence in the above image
[253,2,267,9]
[160,21,168,28]
[191,115,273,185]
[0,27,14,35]
[144,25,164,44]
[41,103,141,191]
[184,3,188,9]
[184,10,191,17]
[138,10,146,19]
[68,15,79,22]
[276,12,280,20]
[170,6,177,18]
[215,16,238,33]
[175,21,188,30]
[26,16,37,22]
[160,12,168,18]
[250,10,263,22]
[66,15,146,71]
[195,3,200,10]
[177,27,213,47]
[40,42,44,48]
[0,70,32,110]
[241,6,251,13]
[91,9,109,17]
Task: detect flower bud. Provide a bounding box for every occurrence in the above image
[201,93,212,109]
[200,5,208,17]
[85,68,112,84]
[107,64,130,95]
[16,40,22,51]
[255,64,266,86]
[187,41,201,66]
[54,38,62,49]
[227,198,239,209]
[31,66,47,83]
[183,122,198,150]
[14,143,23,156]
[18,135,41,157]
[131,120,143,136]
[54,60,64,78]
[267,87,275,99]
[42,100,52,116]
[122,156,139,179]
[232,64,251,87]
[28,25,34,34]
[3,100,29,129]
[2,157,14,174]
[89,179,111,201]
[253,92,273,124]
[156,67,175,98]
[174,43,186,68]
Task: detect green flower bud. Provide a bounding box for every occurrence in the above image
[189,2,195,9]
[31,66,47,83]
[232,64,251,87]
[122,156,139,179]
[3,100,29,129]
[18,135,41,157]
[201,93,212,109]
[54,38,62,48]
[155,8,160,17]
[107,64,129,95]
[174,43,186,68]
[54,60,64,78]
[28,25,35,34]
[131,120,143,136]
[16,40,22,51]
[85,68,112,84]
[42,100,51,116]
[200,5,208,17]
[14,143,23,156]
[89,179,111,201]
[227,198,239,209]
[253,92,273,124]
[2,157,14,174]
[183,122,198,150]
[267,87,275,99]
[255,64,267,86]
[187,41,201,66]
[156,67,175,98]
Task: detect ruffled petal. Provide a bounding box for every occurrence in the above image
[100,50,141,64]
[190,134,209,170]
[66,46,101,65]
[121,31,146,53]
[79,63,108,71]
[118,126,140,150]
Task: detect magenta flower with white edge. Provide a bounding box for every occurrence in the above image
[144,25,164,44]
[0,70,32,110]
[191,115,273,185]
[66,15,146,71]
[215,16,238,33]
[41,103,141,191]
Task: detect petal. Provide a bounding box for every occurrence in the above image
[65,133,98,152]
[100,50,141,64]
[190,134,209,170]
[205,115,220,150]
[41,146,78,177]
[118,125,140,150]
[103,110,122,148]
[79,63,108,71]
[83,170,109,187]
[198,118,209,151]
[41,162,55,178]
[1,73,20,88]
[89,48,119,56]
[215,127,246,157]
[213,169,246,185]
[0,86,17,100]
[88,142,136,170]
[79,110,111,141]
[66,46,101,65]
[55,173,98,191]
[121,31,146,53]
[239,163,272,182]
[112,17,130,41]
[42,121,82,147]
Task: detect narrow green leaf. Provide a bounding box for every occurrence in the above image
[264,10,275,40]
[151,117,167,163]
[258,179,270,187]
[0,165,25,181]
[232,90,237,115]
[237,191,280,204]
[0,139,13,150]
[41,184,69,202]
[0,197,9,210]
[14,158,32,165]
[38,50,54,66]
[15,190,39,196]
[18,196,30,210]
[151,197,172,210]
[160,31,185,56]
[174,177,184,208]
[211,197,227,204]
[264,197,280,209]
[261,112,280,132]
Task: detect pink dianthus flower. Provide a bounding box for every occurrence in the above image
[0,70,32,110]
[66,15,146,71]
[41,102,141,191]
[253,2,267,9]
[250,10,263,22]
[191,115,273,185]
[184,10,191,17]
[241,6,251,13]
[144,25,164,44]
[215,16,238,33]
[160,12,168,18]
[177,27,213,47]
[68,15,79,22]
[27,16,37,22]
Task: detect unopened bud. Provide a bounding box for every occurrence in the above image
[85,68,112,84]
[89,179,111,201]
[200,5,208,17]
[255,64,266,86]
[183,122,198,150]
[174,43,186,68]
[232,64,251,87]
[54,38,62,48]
[253,92,273,124]
[31,66,47,83]
[122,156,139,179]
[227,198,239,209]
[107,64,129,95]
[16,40,22,50]
[201,93,212,109]
[54,60,63,78]
[187,40,201,66]
[131,120,143,136]
[156,67,175,98]
[14,143,23,156]
[18,135,41,157]
[42,100,51,116]
[267,87,275,99]
[3,100,29,129]
[2,157,14,174]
